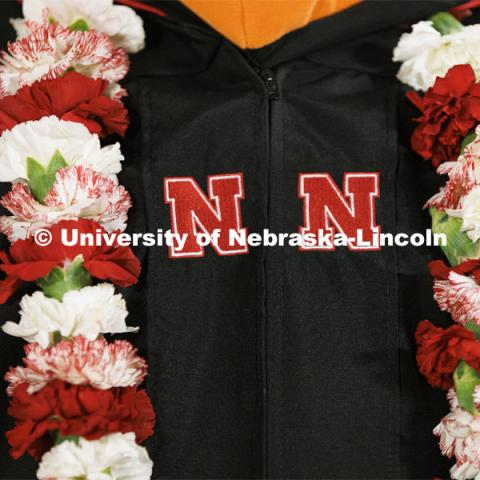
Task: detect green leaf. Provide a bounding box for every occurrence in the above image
[36,256,92,301]
[52,331,63,345]
[26,157,48,202]
[53,431,80,446]
[51,330,71,345]
[47,149,68,178]
[461,131,477,154]
[26,150,67,203]
[430,207,480,266]
[430,12,464,35]
[454,361,480,414]
[69,18,89,31]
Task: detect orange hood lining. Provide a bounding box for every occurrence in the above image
[180,0,362,49]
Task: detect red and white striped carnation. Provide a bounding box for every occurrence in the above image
[449,185,480,243]
[448,388,460,409]
[463,127,480,168]
[0,165,131,242]
[449,386,480,412]
[435,406,480,480]
[433,271,480,326]
[0,21,129,98]
[450,462,480,480]
[426,159,477,210]
[17,0,146,54]
[426,126,480,212]
[5,336,147,395]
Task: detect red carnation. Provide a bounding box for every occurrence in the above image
[407,64,480,167]
[416,320,480,389]
[6,380,155,460]
[429,259,480,282]
[0,72,128,138]
[0,219,141,304]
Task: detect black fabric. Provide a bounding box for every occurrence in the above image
[0,0,468,478]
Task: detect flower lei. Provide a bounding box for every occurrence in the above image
[0,1,164,478]
[394,3,480,479]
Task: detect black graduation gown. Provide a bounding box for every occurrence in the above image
[0,1,465,478]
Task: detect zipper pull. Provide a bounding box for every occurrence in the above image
[260,69,280,100]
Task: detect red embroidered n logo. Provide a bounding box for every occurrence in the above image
[299,173,380,250]
[164,173,248,257]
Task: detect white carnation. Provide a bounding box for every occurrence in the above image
[19,0,145,53]
[0,116,123,183]
[37,433,153,480]
[393,21,480,91]
[1,284,138,347]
